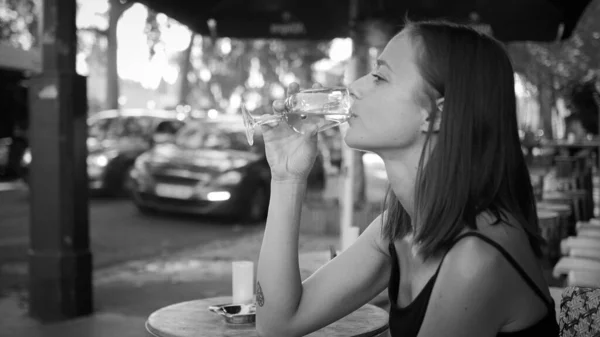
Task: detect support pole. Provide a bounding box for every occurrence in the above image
[28,0,93,322]
[340,0,369,248]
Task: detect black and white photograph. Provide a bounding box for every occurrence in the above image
[0,0,599,336]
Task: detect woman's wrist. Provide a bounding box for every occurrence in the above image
[270,175,308,185]
[270,178,307,198]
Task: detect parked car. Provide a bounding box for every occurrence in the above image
[0,137,11,171]
[22,108,186,195]
[0,137,15,180]
[0,132,28,182]
[129,119,272,220]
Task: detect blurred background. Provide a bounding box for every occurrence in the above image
[0,0,599,334]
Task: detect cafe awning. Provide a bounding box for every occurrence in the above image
[134,0,593,42]
[134,0,350,40]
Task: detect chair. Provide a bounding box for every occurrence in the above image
[562,236,600,250]
[553,257,600,288]
[568,249,600,262]
[578,228,600,239]
[545,190,588,224]
[538,209,561,263]
[558,286,600,337]
[566,271,600,288]
[577,221,600,231]
[531,171,547,201]
[538,202,574,242]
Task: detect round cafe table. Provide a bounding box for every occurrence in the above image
[146,296,389,337]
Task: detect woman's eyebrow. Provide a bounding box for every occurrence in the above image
[376,59,394,73]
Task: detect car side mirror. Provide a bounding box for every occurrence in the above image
[152,133,173,144]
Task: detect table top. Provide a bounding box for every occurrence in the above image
[537,209,559,219]
[146,296,389,337]
[542,140,600,148]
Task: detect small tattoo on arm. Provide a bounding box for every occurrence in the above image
[256,281,265,307]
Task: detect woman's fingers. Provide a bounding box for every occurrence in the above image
[258,114,281,130]
[273,82,302,115]
[272,99,286,115]
[287,82,300,96]
[306,124,320,137]
[273,82,323,116]
[260,114,294,136]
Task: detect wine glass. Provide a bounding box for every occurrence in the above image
[241,87,353,145]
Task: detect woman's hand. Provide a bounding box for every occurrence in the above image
[262,82,321,182]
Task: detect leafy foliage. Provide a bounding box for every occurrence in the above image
[0,0,40,50]
[2,0,333,111]
[508,0,600,94]
[186,37,328,109]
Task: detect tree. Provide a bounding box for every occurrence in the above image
[75,1,330,113]
[507,0,600,136]
[105,0,134,109]
[183,36,328,110]
[76,0,133,110]
[77,0,134,109]
[0,0,40,51]
[177,33,195,105]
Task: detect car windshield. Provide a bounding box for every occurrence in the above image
[88,117,116,139]
[89,116,163,140]
[174,123,259,152]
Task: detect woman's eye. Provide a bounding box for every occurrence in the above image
[371,73,385,82]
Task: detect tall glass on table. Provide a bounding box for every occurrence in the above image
[241,87,353,145]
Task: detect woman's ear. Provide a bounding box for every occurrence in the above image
[420,97,444,133]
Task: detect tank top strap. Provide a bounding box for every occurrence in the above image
[388,241,396,255]
[441,232,553,308]
[388,242,400,303]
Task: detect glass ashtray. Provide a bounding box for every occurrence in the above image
[208,303,256,325]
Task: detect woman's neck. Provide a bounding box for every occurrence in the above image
[380,146,423,219]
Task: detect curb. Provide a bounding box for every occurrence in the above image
[0,180,28,195]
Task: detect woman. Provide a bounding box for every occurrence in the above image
[255,20,558,337]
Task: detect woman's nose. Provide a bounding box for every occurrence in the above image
[348,84,361,100]
[348,75,370,100]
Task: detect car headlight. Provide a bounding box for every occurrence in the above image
[88,151,117,167]
[134,153,150,172]
[214,171,242,185]
[21,149,31,165]
[89,155,108,167]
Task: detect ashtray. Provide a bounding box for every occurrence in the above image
[208,303,256,325]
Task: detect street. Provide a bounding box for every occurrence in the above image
[0,181,262,296]
[0,155,389,298]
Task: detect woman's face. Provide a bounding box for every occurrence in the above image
[345,32,432,154]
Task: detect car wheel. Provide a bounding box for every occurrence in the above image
[122,165,135,195]
[246,185,268,223]
[137,205,157,215]
[134,200,156,215]
[20,171,29,186]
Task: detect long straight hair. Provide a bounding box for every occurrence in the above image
[383,20,544,260]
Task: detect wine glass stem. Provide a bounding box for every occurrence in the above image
[255,115,283,126]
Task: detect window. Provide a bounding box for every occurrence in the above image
[88,118,116,139]
[174,123,254,152]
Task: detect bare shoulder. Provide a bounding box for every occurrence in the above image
[361,212,392,258]
[419,236,512,335]
[442,234,509,282]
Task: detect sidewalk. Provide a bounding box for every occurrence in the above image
[0,169,389,336]
[0,222,388,337]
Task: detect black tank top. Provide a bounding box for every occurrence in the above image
[388,232,559,336]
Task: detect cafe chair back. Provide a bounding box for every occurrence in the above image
[558,286,600,337]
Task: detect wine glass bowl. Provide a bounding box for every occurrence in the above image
[240,87,352,146]
[241,104,283,146]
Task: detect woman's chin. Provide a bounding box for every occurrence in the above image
[343,131,369,151]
